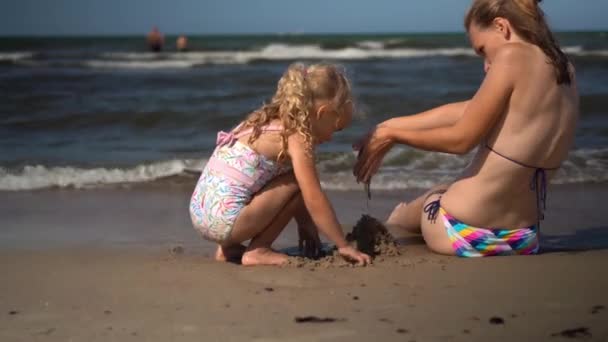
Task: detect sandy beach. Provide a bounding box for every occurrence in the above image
[1,182,608,341]
[2,4,607,340]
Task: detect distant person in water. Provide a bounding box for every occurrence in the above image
[176,35,188,52]
[147,26,164,52]
[354,0,579,257]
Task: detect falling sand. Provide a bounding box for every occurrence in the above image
[285,215,401,268]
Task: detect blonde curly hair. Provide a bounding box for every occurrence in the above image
[237,62,352,162]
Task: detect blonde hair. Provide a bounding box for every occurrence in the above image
[465,0,571,85]
[239,62,352,161]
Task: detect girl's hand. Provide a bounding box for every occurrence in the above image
[338,246,372,266]
[298,224,322,258]
[353,126,394,184]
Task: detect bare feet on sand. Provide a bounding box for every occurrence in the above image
[241,247,288,266]
[215,244,246,262]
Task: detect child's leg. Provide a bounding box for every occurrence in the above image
[386,184,450,234]
[226,172,301,265]
[241,193,303,266]
[215,244,246,262]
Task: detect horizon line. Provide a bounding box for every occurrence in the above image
[1,29,606,38]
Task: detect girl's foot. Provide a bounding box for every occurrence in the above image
[215,244,246,262]
[241,247,288,266]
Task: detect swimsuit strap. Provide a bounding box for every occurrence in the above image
[485,143,560,170]
[485,142,560,229]
[531,168,548,223]
[216,123,284,147]
[423,199,441,224]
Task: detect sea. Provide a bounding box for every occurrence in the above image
[1,32,607,192]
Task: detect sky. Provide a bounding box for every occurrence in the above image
[1,0,607,36]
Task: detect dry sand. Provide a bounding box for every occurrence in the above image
[1,246,607,342]
[1,183,608,341]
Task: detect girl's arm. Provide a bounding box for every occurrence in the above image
[355,45,519,182]
[287,134,349,248]
[379,100,470,131]
[386,46,517,154]
[352,101,469,152]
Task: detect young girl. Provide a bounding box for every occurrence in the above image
[190,62,371,266]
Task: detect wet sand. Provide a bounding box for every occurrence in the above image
[286,215,401,268]
[1,183,608,341]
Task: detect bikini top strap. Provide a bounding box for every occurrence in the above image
[485,142,560,231]
[485,142,560,170]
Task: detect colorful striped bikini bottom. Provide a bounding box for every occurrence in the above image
[439,207,539,257]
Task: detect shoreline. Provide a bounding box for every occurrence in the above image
[1,182,608,253]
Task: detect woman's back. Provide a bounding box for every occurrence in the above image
[442,42,579,229]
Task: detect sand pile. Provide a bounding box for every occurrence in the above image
[286,215,400,268]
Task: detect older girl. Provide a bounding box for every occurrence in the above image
[355,0,579,257]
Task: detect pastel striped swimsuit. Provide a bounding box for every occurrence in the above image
[189,124,291,243]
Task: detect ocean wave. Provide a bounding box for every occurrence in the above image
[356,41,385,50]
[84,59,201,69]
[87,46,608,70]
[0,52,33,62]
[5,44,607,69]
[1,147,606,191]
[9,45,478,70]
[0,159,204,191]
[563,46,608,57]
[85,45,478,69]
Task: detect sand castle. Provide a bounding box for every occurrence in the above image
[286,215,401,267]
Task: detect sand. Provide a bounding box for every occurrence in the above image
[286,215,401,268]
[1,183,608,341]
[1,246,607,341]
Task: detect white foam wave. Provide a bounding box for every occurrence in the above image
[569,49,608,57]
[0,159,206,191]
[83,45,608,63]
[0,52,33,62]
[357,41,385,50]
[85,44,478,69]
[321,147,608,190]
[1,147,606,191]
[103,44,608,65]
[102,51,251,64]
[9,44,606,70]
[84,60,200,69]
[561,45,608,57]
